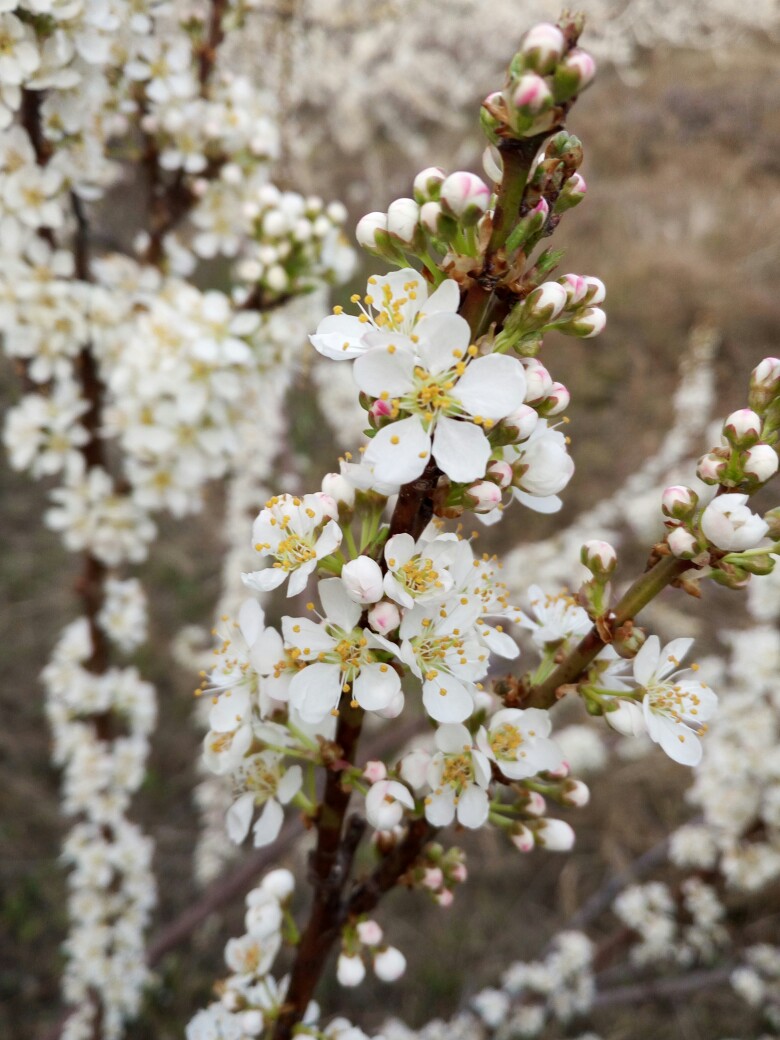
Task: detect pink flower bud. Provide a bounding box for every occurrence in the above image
[387,197,420,245]
[559,273,588,307]
[523,359,554,402]
[373,946,407,982]
[744,444,779,483]
[697,452,728,484]
[440,171,491,223]
[561,780,590,807]
[357,919,384,946]
[525,281,567,322]
[583,276,606,305]
[567,172,587,199]
[368,600,401,635]
[535,818,576,851]
[341,556,384,604]
[511,824,535,853]
[413,166,446,202]
[466,480,502,513]
[363,761,387,784]
[422,867,444,890]
[322,472,355,508]
[661,485,698,520]
[547,760,570,780]
[370,398,393,421]
[450,863,468,883]
[564,49,596,88]
[337,953,366,988]
[581,539,617,577]
[723,408,762,449]
[435,888,454,907]
[512,73,553,115]
[750,358,780,409]
[554,49,596,101]
[524,791,546,816]
[543,382,570,416]
[667,526,699,559]
[356,211,388,250]
[503,404,539,441]
[559,306,606,338]
[487,460,513,488]
[520,22,565,73]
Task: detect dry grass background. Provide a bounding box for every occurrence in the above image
[2,33,780,1040]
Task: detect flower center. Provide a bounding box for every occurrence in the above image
[441,753,474,790]
[491,724,523,758]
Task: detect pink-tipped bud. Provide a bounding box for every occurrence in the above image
[561,780,590,807]
[487,460,513,488]
[744,444,779,483]
[355,211,388,251]
[750,357,780,409]
[357,919,384,946]
[519,22,565,73]
[450,863,468,883]
[465,480,503,513]
[524,791,546,816]
[322,472,355,508]
[440,171,491,225]
[555,172,588,213]
[542,382,570,416]
[422,867,444,890]
[535,818,576,851]
[512,73,553,116]
[525,281,568,322]
[369,398,393,421]
[313,492,339,521]
[667,526,700,559]
[558,272,588,307]
[367,600,401,636]
[581,539,617,578]
[523,359,554,402]
[553,48,596,101]
[697,452,728,485]
[511,824,535,853]
[386,197,420,246]
[661,485,698,520]
[413,166,446,203]
[583,276,606,305]
[503,404,539,441]
[363,761,387,784]
[723,408,762,449]
[435,888,454,907]
[557,306,607,338]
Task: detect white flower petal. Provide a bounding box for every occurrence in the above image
[242,568,287,593]
[456,355,526,419]
[289,662,342,721]
[353,345,415,398]
[252,798,284,846]
[226,791,255,844]
[352,661,401,711]
[456,785,489,829]
[432,416,490,483]
[364,416,430,485]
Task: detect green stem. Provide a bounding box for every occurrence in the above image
[523,555,692,709]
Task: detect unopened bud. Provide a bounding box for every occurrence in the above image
[413,166,446,203]
[356,211,389,253]
[435,888,454,907]
[723,408,762,449]
[743,444,779,483]
[697,452,727,485]
[749,357,780,410]
[555,306,606,338]
[465,480,503,513]
[524,791,546,816]
[583,276,606,305]
[322,472,355,508]
[487,460,513,488]
[661,485,698,520]
[523,358,554,402]
[369,398,393,421]
[581,539,617,577]
[764,507,780,539]
[241,1011,264,1036]
[440,171,491,225]
[558,272,588,307]
[525,281,568,323]
[503,404,539,441]
[386,197,420,246]
[337,953,366,988]
[261,868,295,900]
[374,946,407,982]
[357,919,384,946]
[667,526,700,559]
[368,600,401,636]
[450,863,468,883]
[363,761,387,784]
[561,779,590,807]
[553,48,596,102]
[512,73,553,117]
[554,172,587,212]
[510,823,535,852]
[519,22,565,73]
[422,866,444,890]
[535,818,575,851]
[420,200,445,236]
[540,382,570,416]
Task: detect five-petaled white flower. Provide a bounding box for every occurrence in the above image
[518,584,591,648]
[632,635,718,766]
[477,707,562,780]
[355,320,526,486]
[282,578,401,722]
[424,723,491,829]
[383,532,457,608]
[309,268,460,361]
[243,492,341,597]
[226,751,303,846]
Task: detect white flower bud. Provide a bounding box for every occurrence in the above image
[525,281,567,322]
[744,444,779,482]
[420,200,445,235]
[368,600,401,635]
[357,919,383,946]
[661,485,698,520]
[723,408,762,449]
[523,359,554,402]
[260,868,295,901]
[337,953,366,988]
[374,946,407,982]
[511,824,535,853]
[487,460,513,488]
[750,357,780,409]
[313,491,339,520]
[440,171,491,223]
[386,197,420,245]
[519,22,565,72]
[266,265,288,292]
[701,493,769,551]
[561,780,590,807]
[583,275,606,305]
[524,791,546,816]
[262,210,288,237]
[422,867,444,890]
[512,73,553,116]
[605,699,645,737]
[535,818,575,851]
[341,556,384,604]
[241,1011,264,1036]
[667,527,699,559]
[696,452,727,484]
[558,272,589,307]
[562,49,596,88]
[356,211,388,250]
[413,166,446,202]
[543,382,570,415]
[504,404,539,441]
[465,480,502,512]
[581,539,617,577]
[558,306,606,337]
[363,760,387,783]
[322,472,356,508]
